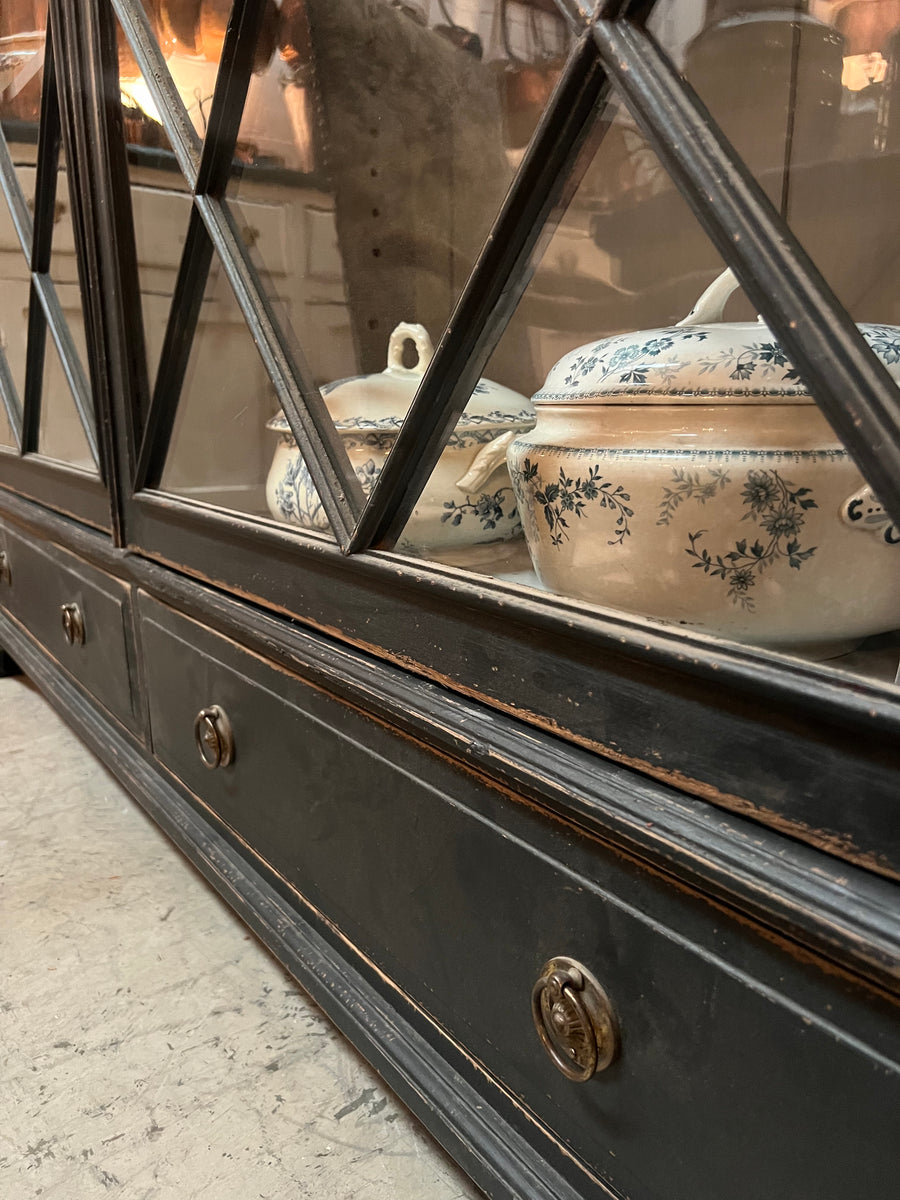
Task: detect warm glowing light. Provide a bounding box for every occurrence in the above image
[120,77,163,125]
[841,52,888,91]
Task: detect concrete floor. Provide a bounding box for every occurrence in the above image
[0,674,481,1199]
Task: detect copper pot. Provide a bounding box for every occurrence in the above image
[197,0,279,70]
[498,58,563,149]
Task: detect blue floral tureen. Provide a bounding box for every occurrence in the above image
[266,323,534,557]
[507,270,900,659]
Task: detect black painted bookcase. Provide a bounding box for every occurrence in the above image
[1,2,898,1197]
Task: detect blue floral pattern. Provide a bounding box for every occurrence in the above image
[273,456,381,528]
[657,467,731,526]
[273,455,327,527]
[561,330,709,391]
[520,458,633,548]
[441,490,520,533]
[329,408,533,432]
[862,325,900,364]
[273,452,520,540]
[272,408,533,440]
[541,321,900,399]
[685,469,818,610]
[276,425,522,453]
[695,342,802,384]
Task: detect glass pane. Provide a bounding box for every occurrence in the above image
[210,0,572,545]
[0,367,16,446]
[652,0,900,324]
[47,146,79,281]
[228,0,569,384]
[116,16,187,393]
[0,0,48,210]
[160,247,277,515]
[0,230,31,402]
[126,0,228,142]
[458,89,900,689]
[35,145,96,471]
[38,322,94,469]
[0,53,33,409]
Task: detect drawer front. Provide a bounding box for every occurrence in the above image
[138,592,900,1200]
[0,524,138,734]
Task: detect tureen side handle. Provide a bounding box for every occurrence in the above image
[841,483,899,545]
[386,323,435,375]
[676,267,741,327]
[455,430,518,494]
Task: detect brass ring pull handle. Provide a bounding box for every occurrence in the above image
[0,550,10,585]
[194,705,235,770]
[531,957,619,1082]
[60,602,85,646]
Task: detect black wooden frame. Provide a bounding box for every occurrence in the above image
[0,14,103,485]
[108,0,900,547]
[2,1,899,873]
[5,1,900,529]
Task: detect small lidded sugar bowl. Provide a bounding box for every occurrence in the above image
[267,322,535,557]
[507,270,900,659]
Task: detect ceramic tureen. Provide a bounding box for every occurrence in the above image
[266,323,534,557]
[507,270,900,659]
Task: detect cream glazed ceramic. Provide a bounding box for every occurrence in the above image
[507,270,900,658]
[266,323,535,557]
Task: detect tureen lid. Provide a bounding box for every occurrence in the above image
[534,269,900,406]
[268,322,533,434]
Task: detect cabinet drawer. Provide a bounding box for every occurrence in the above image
[137,592,899,1200]
[0,524,139,734]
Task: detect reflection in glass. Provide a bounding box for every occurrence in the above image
[0,404,13,447]
[0,248,31,405]
[226,0,568,389]
[116,17,186,393]
[125,1,898,682]
[652,0,900,323]
[45,148,79,283]
[160,250,278,516]
[134,2,569,561]
[211,0,564,564]
[1,8,96,472]
[127,0,230,140]
[0,0,48,210]
[264,319,534,565]
[38,319,94,469]
[32,146,96,471]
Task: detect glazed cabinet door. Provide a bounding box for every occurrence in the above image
[97,0,899,846]
[0,0,110,529]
